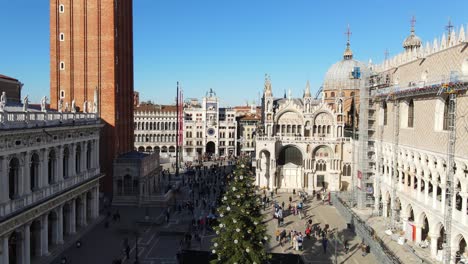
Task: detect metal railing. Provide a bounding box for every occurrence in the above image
[331,192,403,264]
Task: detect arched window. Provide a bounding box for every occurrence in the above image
[316,160,326,171]
[383,101,388,126]
[75,145,81,174]
[443,97,450,130]
[63,147,70,179]
[9,158,20,199]
[331,92,335,97]
[86,142,92,169]
[342,164,352,176]
[30,153,40,191]
[408,99,414,128]
[48,150,56,184]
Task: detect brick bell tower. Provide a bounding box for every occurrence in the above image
[50,0,135,194]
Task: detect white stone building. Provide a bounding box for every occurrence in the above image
[133,90,238,161]
[255,72,354,192]
[183,89,237,159]
[134,103,177,156]
[0,100,102,263]
[368,23,468,261]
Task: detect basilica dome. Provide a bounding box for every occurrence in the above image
[322,43,369,91]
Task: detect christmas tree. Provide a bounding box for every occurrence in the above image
[211,157,270,264]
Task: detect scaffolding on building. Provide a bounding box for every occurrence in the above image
[356,68,375,209]
[390,99,399,230]
[372,75,468,263]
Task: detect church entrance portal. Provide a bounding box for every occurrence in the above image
[206,141,215,156]
[278,146,303,189]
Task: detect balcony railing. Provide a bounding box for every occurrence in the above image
[0,167,101,219]
[0,110,99,129]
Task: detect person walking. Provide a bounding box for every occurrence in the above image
[125,245,130,259]
[322,237,328,254]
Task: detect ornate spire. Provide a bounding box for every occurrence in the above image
[343,24,353,60]
[264,74,272,97]
[403,16,422,51]
[304,80,311,97]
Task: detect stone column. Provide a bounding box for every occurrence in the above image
[92,187,99,218]
[40,149,48,188]
[57,147,64,182]
[82,142,88,172]
[0,156,9,203]
[424,180,430,204]
[70,200,76,234]
[432,182,438,209]
[69,144,76,178]
[95,140,100,173]
[441,185,446,212]
[382,200,388,218]
[401,216,409,233]
[462,193,468,225]
[1,235,8,264]
[430,232,440,259]
[23,223,31,264]
[22,151,31,195]
[40,214,49,256]
[82,194,87,226]
[56,206,64,244]
[417,176,422,200]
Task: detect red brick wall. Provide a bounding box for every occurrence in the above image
[50,0,134,194]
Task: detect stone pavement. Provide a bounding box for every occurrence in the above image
[353,208,433,264]
[45,206,165,264]
[263,192,377,264]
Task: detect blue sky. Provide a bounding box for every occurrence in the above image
[0,0,467,106]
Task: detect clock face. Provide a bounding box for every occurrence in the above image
[207,128,215,136]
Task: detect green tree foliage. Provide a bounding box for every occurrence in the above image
[211,158,270,264]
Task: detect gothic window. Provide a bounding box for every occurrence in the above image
[408,99,414,128]
[316,160,326,171]
[342,164,351,176]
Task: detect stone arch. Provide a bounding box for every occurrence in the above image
[8,231,20,264]
[137,146,145,152]
[275,109,304,124]
[432,221,446,251]
[416,211,430,241]
[30,219,42,257]
[453,233,468,258]
[48,210,59,247]
[312,145,334,160]
[278,145,304,166]
[146,146,153,152]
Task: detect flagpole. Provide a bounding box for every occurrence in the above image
[175,82,179,181]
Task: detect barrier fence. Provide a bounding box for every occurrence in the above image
[331,192,403,264]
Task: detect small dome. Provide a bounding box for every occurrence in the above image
[322,59,369,91]
[403,31,422,50]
